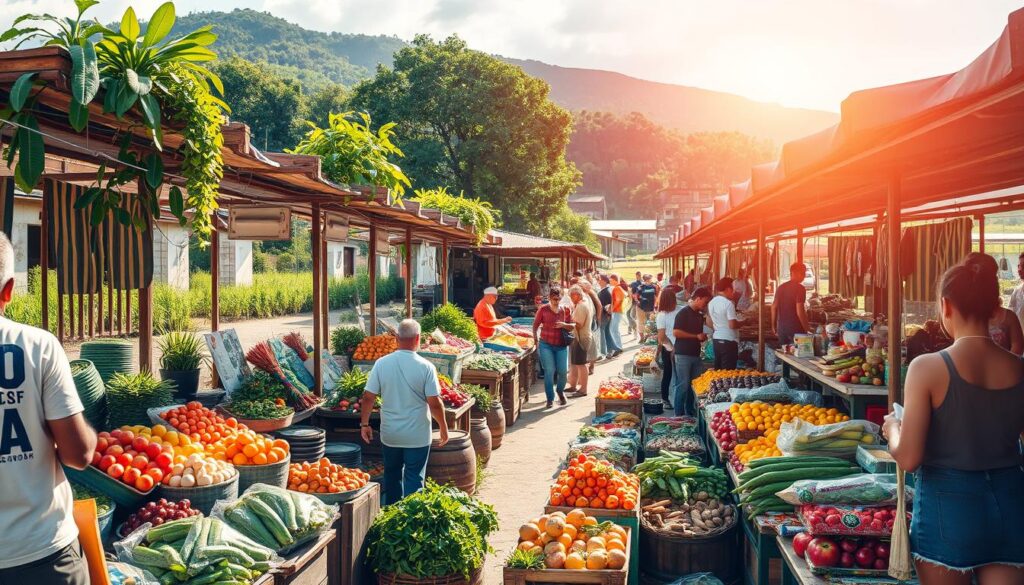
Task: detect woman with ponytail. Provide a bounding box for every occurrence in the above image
[964,252,1024,355]
[883,253,1024,583]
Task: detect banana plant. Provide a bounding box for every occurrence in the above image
[95,2,225,148]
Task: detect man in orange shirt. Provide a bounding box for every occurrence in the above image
[607,275,626,356]
[474,287,511,340]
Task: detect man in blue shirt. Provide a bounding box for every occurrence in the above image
[360,319,449,504]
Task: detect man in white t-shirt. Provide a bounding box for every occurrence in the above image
[707,277,742,370]
[0,234,96,585]
[360,319,448,505]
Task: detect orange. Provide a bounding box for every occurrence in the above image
[232,453,248,465]
[242,443,259,458]
[253,452,269,465]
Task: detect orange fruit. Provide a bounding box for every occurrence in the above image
[232,453,248,465]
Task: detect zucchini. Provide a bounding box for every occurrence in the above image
[226,505,278,549]
[740,467,860,492]
[200,544,256,566]
[208,518,224,546]
[180,519,204,565]
[245,497,294,546]
[261,489,298,532]
[230,537,271,562]
[746,456,849,469]
[158,572,179,585]
[667,476,683,499]
[155,544,186,573]
[133,545,170,568]
[291,491,310,529]
[739,461,854,483]
[147,517,199,544]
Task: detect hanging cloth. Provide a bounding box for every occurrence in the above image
[103,195,153,291]
[0,178,15,239]
[903,218,972,302]
[45,180,104,295]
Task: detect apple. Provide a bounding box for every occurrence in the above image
[874,558,888,570]
[875,543,890,560]
[98,454,116,471]
[145,442,163,459]
[855,546,876,568]
[793,532,814,558]
[119,430,135,447]
[806,538,840,567]
[840,552,855,568]
[107,463,125,478]
[825,514,842,527]
[840,539,858,553]
[131,436,149,453]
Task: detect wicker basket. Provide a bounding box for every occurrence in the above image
[377,567,481,585]
[158,473,239,515]
[215,405,294,433]
[237,455,291,492]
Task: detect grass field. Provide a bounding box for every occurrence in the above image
[610,255,661,276]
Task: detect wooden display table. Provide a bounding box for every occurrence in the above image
[773,351,888,419]
[461,368,503,400]
[328,483,381,585]
[442,398,475,432]
[501,366,521,425]
[776,536,909,585]
[272,529,337,585]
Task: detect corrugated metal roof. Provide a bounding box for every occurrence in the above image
[590,220,657,231]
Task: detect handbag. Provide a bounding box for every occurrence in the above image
[559,307,575,346]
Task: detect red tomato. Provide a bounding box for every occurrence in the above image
[105,444,124,457]
[95,438,109,453]
[123,467,141,485]
[144,468,164,484]
[155,453,173,470]
[118,431,135,447]
[131,437,149,452]
[131,455,149,470]
[98,454,116,471]
[135,474,155,492]
[107,463,125,478]
[145,443,162,459]
[117,453,133,467]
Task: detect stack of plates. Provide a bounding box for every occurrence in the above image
[71,360,107,429]
[324,442,362,469]
[80,340,134,385]
[275,427,326,463]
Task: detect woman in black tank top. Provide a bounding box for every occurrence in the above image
[883,253,1024,583]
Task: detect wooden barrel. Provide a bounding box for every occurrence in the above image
[639,521,741,584]
[483,403,506,449]
[469,417,492,464]
[426,430,476,494]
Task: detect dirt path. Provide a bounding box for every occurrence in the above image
[476,335,644,583]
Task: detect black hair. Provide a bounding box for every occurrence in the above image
[549,287,562,297]
[941,253,999,323]
[790,262,805,275]
[691,286,713,300]
[658,289,677,312]
[715,277,734,293]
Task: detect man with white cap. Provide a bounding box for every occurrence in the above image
[474,286,511,340]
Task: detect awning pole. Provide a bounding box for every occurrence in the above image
[886,176,903,407]
[757,223,766,371]
[405,227,413,318]
[796,228,804,267]
[441,238,449,304]
[40,195,49,332]
[978,215,985,253]
[209,212,221,388]
[312,203,323,396]
[321,232,329,349]
[368,226,378,335]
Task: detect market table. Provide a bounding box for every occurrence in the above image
[516,344,537,404]
[442,397,475,432]
[328,482,381,585]
[271,527,337,585]
[773,351,888,420]
[742,513,793,585]
[776,535,909,585]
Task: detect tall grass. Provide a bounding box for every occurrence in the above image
[4,267,404,333]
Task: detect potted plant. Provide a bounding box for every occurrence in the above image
[368,481,497,584]
[158,331,206,399]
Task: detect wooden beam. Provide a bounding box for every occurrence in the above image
[405,227,413,318]
[368,225,378,335]
[757,223,766,371]
[138,286,152,371]
[441,238,449,304]
[311,203,323,396]
[978,215,985,253]
[886,177,902,407]
[209,215,220,388]
[796,228,804,266]
[40,196,49,332]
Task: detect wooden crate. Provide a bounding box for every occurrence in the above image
[442,398,475,432]
[272,530,336,585]
[461,368,503,400]
[328,483,380,585]
[543,506,640,585]
[517,347,537,404]
[502,366,522,426]
[595,397,643,419]
[505,524,632,585]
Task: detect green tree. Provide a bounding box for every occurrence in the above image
[349,35,581,232]
[211,56,308,151]
[307,83,349,127]
[547,205,600,253]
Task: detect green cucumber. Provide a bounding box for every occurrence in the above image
[184,569,228,585]
[739,461,854,483]
[744,480,798,501]
[291,491,311,530]
[739,467,860,492]
[154,544,186,573]
[256,489,298,532]
[208,518,224,546]
[200,545,256,566]
[231,537,271,562]
[133,545,169,568]
[226,505,278,549]
[146,517,199,544]
[746,456,850,469]
[245,497,294,546]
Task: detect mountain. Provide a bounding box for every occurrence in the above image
[169,9,406,91]
[506,59,838,145]
[170,10,836,143]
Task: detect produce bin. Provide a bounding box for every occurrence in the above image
[544,506,640,585]
[595,397,643,419]
[327,482,380,585]
[417,349,471,383]
[63,465,153,509]
[502,526,631,585]
[460,368,503,400]
[237,454,290,492]
[158,474,239,515]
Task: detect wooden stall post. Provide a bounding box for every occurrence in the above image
[886,177,902,407]
[757,223,766,371]
[210,212,221,388]
[404,227,413,318]
[441,237,449,304]
[978,215,985,253]
[796,227,804,266]
[368,225,377,334]
[40,200,49,331]
[322,232,329,349]
[312,203,324,396]
[138,285,153,371]
[712,238,720,281]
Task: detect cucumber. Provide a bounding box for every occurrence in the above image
[231,537,272,562]
[154,543,186,573]
[147,517,200,544]
[743,480,798,501]
[208,518,224,546]
[180,519,203,565]
[255,490,298,532]
[741,467,861,492]
[747,456,849,469]
[291,491,310,530]
[133,545,170,568]
[200,545,256,566]
[738,462,856,485]
[226,505,278,549]
[245,497,294,546]
[185,569,228,585]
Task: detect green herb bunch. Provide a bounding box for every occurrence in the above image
[105,372,175,428]
[234,371,288,402]
[420,303,479,342]
[367,481,498,580]
[505,549,544,570]
[157,331,206,371]
[331,326,366,356]
[226,399,293,420]
[461,384,492,411]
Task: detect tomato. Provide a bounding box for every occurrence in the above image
[98,454,116,471]
[107,463,125,478]
[135,474,155,492]
[119,430,135,447]
[123,467,141,485]
[145,443,163,459]
[131,436,149,452]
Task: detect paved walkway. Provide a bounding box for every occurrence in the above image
[477,336,644,583]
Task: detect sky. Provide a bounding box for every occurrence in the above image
[1,0,1020,111]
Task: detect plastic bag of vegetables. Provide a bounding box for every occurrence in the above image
[776,418,880,458]
[115,514,279,585]
[213,483,338,554]
[776,473,913,506]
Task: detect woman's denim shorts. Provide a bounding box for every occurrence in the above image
[912,465,1024,570]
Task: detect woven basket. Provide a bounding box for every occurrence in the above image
[158,474,239,515]
[237,455,291,492]
[377,567,481,585]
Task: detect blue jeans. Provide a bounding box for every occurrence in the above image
[608,312,624,352]
[599,318,612,355]
[538,341,568,402]
[673,354,702,416]
[381,444,431,506]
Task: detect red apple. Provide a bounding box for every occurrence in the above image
[98,454,116,471]
[123,467,141,485]
[874,543,890,559]
[106,444,124,457]
[119,430,135,447]
[95,437,109,453]
[131,436,149,453]
[874,558,888,570]
[155,452,173,470]
[91,451,102,466]
[117,453,133,467]
[107,462,125,478]
[840,552,855,568]
[806,538,840,567]
[855,546,876,568]
[145,442,162,459]
[840,539,859,553]
[793,532,813,558]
